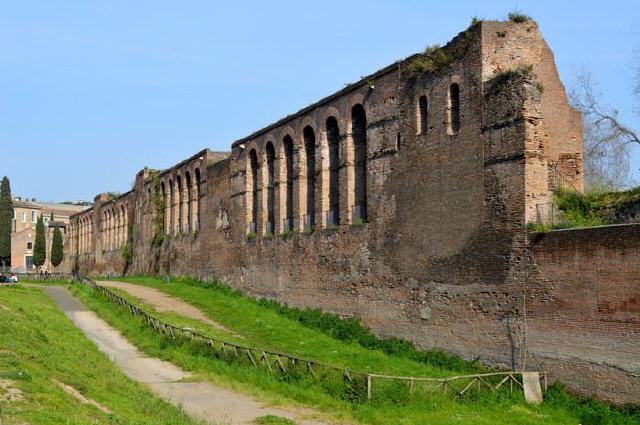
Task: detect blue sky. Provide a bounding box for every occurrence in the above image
[1,0,638,201]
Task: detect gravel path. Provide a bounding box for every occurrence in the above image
[43,286,330,425]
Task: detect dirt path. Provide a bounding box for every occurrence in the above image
[99,280,241,338]
[43,286,330,425]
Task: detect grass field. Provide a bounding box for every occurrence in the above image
[66,275,640,425]
[0,285,203,425]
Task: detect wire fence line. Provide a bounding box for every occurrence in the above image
[20,273,548,403]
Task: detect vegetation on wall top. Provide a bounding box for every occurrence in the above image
[406,44,454,75]
[508,11,532,23]
[405,17,478,76]
[527,186,640,232]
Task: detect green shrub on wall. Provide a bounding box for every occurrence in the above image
[527,186,640,232]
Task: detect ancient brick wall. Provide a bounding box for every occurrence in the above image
[63,20,640,404]
[528,225,640,403]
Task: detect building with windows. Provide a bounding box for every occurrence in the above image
[11,198,88,272]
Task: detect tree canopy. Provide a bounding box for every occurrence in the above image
[33,215,46,269]
[0,177,12,268]
[51,224,63,268]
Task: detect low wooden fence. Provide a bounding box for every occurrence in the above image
[15,272,71,282]
[32,273,549,403]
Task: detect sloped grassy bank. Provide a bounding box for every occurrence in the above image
[77,275,640,425]
[0,285,201,425]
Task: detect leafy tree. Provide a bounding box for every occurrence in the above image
[0,177,12,269]
[33,215,46,269]
[51,224,63,268]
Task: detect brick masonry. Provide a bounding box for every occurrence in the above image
[529,225,640,403]
[65,21,638,404]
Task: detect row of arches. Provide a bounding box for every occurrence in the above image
[102,203,128,251]
[69,214,93,255]
[416,82,461,135]
[159,168,202,237]
[246,103,368,236]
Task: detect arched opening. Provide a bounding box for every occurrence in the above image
[78,218,82,254]
[107,206,114,251]
[449,83,460,134]
[352,104,367,222]
[109,210,114,249]
[120,204,126,247]
[112,208,116,248]
[168,179,174,237]
[106,210,111,250]
[303,126,316,229]
[160,181,167,235]
[105,211,109,250]
[249,149,259,233]
[81,217,85,253]
[101,212,106,251]
[185,171,193,233]
[113,207,118,248]
[326,117,340,225]
[118,207,123,247]
[283,136,294,230]
[194,168,201,232]
[265,142,275,233]
[111,209,117,248]
[418,95,429,134]
[176,175,183,235]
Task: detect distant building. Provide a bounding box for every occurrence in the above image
[11,198,88,272]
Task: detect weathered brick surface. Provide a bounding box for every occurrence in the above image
[65,21,638,403]
[528,225,640,403]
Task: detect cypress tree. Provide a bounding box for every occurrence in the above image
[51,224,63,268]
[0,177,12,269]
[33,215,46,269]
